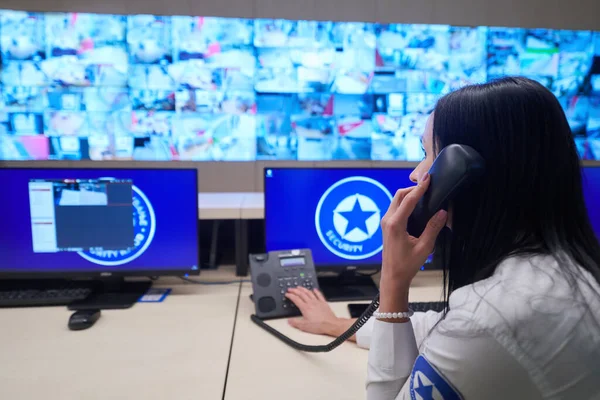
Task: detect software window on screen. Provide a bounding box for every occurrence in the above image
[28,179,135,253]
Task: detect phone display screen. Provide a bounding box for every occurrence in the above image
[279,256,306,267]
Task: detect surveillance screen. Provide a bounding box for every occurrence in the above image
[0,11,599,161]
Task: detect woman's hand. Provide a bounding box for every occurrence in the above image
[285,287,355,338]
[379,173,447,315]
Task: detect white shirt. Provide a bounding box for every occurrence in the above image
[363,255,600,400]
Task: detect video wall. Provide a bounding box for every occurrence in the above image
[0,10,599,161]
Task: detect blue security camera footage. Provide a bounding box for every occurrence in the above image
[0,11,599,161]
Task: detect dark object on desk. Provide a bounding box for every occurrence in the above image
[348,301,446,318]
[0,279,92,308]
[0,278,151,310]
[317,272,379,302]
[68,279,152,311]
[249,249,320,320]
[68,309,101,331]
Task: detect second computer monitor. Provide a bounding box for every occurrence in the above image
[265,166,600,270]
[265,167,414,270]
[0,167,199,278]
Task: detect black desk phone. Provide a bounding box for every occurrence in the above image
[249,249,320,319]
[250,144,485,352]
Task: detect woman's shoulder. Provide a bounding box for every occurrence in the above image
[443,253,600,335]
[431,254,600,398]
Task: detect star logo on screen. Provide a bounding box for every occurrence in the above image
[78,179,156,266]
[315,176,392,260]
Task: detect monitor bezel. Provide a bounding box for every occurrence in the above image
[0,166,200,279]
[263,166,413,272]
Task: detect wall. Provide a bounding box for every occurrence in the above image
[1,0,599,192]
[2,0,600,31]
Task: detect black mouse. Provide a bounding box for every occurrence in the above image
[68,309,101,331]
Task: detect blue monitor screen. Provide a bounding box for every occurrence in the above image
[0,168,199,276]
[264,168,413,267]
[583,167,600,238]
[265,167,600,267]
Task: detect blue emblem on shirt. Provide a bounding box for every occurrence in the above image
[314,176,392,260]
[410,355,462,400]
[78,182,156,266]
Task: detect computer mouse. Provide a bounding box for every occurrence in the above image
[68,309,101,331]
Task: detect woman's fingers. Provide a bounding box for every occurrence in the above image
[313,288,327,302]
[285,292,306,311]
[393,173,431,232]
[382,187,415,222]
[294,286,318,301]
[390,187,415,210]
[287,286,315,303]
[416,210,448,254]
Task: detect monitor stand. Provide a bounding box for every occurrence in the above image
[318,268,379,302]
[68,278,152,310]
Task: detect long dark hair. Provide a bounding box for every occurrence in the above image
[432,77,600,300]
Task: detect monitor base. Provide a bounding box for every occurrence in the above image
[318,272,379,302]
[68,279,152,310]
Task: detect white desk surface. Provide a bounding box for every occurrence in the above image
[198,192,245,220]
[0,267,243,400]
[240,192,264,219]
[225,271,443,400]
[0,268,442,400]
[198,192,264,220]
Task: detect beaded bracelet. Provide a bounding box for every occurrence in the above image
[373,309,414,319]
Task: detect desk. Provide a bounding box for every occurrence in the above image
[198,193,262,276]
[240,193,264,220]
[225,271,443,400]
[198,192,264,220]
[0,268,242,400]
[198,193,246,220]
[0,268,443,400]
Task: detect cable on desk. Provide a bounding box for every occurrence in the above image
[179,276,251,285]
[221,280,243,400]
[250,293,379,353]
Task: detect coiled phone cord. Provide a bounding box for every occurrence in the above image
[250,293,379,352]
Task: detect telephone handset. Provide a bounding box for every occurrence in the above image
[407,144,485,237]
[250,144,485,352]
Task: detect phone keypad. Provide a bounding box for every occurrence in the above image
[250,249,320,319]
[277,275,317,309]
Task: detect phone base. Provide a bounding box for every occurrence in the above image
[318,273,379,302]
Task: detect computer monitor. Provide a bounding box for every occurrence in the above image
[583,166,600,238]
[264,167,418,300]
[265,166,600,301]
[0,167,199,308]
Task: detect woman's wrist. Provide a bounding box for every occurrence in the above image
[380,273,412,297]
[379,280,411,314]
[321,317,348,337]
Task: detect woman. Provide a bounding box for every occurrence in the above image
[288,77,600,399]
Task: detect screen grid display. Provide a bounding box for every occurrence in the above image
[1,12,599,161]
